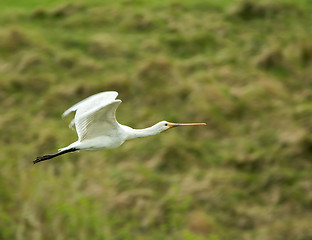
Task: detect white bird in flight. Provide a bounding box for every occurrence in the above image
[34,91,206,164]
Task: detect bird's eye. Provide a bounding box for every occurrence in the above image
[165,123,168,126]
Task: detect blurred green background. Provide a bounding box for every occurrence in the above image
[1,0,312,239]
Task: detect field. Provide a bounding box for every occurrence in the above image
[1,0,312,239]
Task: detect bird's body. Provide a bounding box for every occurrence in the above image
[34,91,206,164]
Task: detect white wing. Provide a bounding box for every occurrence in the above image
[75,99,122,141]
[62,91,118,128]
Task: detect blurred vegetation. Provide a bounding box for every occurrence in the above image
[1,0,312,239]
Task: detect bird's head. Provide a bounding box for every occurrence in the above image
[155,120,206,133]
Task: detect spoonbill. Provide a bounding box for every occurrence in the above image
[34,91,206,164]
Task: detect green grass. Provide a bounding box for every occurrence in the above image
[1,0,312,239]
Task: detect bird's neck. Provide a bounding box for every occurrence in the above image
[125,124,161,140]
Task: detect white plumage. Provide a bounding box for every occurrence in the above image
[34,91,206,164]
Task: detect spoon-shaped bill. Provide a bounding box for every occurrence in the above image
[168,122,206,128]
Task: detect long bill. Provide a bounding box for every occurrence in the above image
[167,122,206,128]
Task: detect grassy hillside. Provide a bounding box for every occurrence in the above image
[1,0,312,239]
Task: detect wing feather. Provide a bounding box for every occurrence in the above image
[62,91,118,118]
[62,91,118,129]
[75,100,122,141]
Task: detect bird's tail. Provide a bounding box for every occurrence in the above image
[58,141,80,152]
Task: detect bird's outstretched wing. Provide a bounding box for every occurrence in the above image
[62,91,118,129]
[75,99,122,141]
